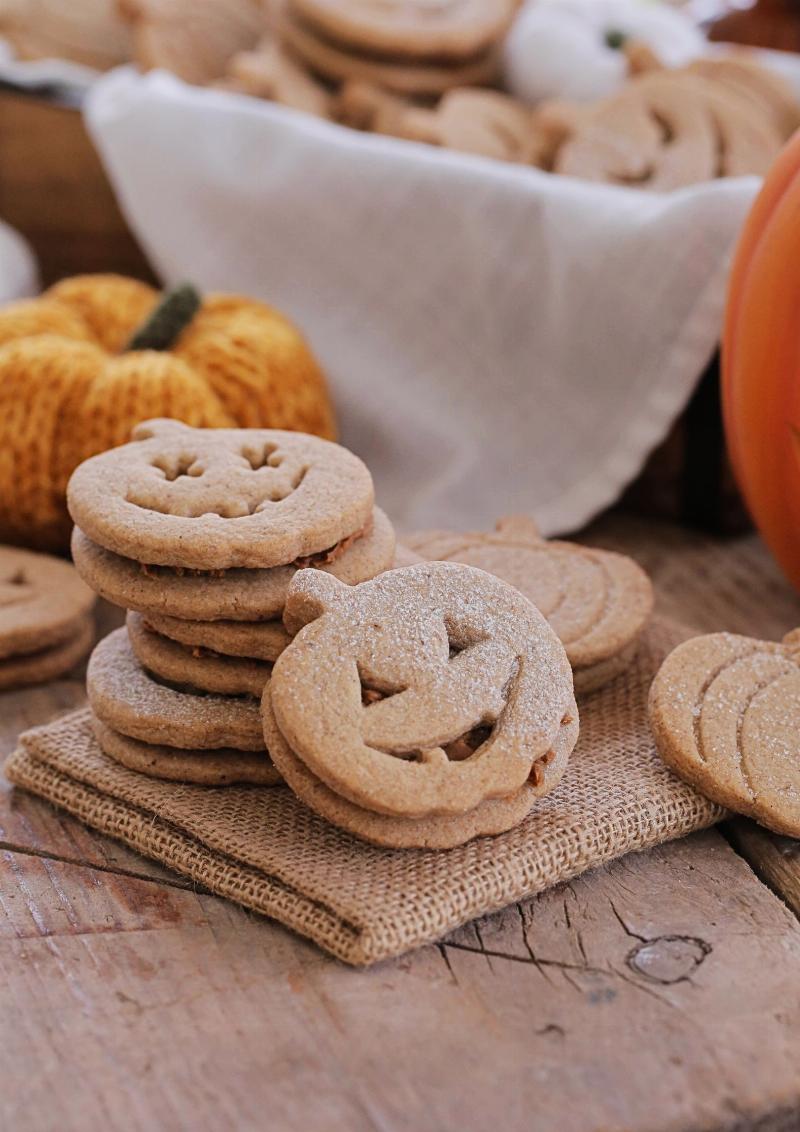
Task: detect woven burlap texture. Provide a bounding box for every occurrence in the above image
[4,615,723,965]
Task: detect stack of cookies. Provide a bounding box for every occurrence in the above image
[277,0,518,98]
[0,547,95,690]
[68,418,396,786]
[262,560,579,849]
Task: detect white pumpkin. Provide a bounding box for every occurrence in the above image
[503,0,706,104]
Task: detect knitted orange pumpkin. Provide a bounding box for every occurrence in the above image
[0,274,336,552]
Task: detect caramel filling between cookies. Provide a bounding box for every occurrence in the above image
[136,518,372,578]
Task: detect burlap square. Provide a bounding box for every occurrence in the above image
[4,616,723,965]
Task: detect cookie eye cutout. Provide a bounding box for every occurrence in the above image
[0,568,34,607]
[152,452,204,481]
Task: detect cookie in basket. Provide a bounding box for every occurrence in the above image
[119,0,264,84]
[337,82,543,164]
[649,628,800,837]
[0,547,95,690]
[279,10,500,96]
[287,0,517,61]
[553,69,783,190]
[406,515,653,693]
[225,37,333,117]
[265,562,578,847]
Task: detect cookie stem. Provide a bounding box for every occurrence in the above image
[125,283,201,352]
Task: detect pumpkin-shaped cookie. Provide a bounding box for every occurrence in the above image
[406,516,652,692]
[649,629,800,837]
[269,561,578,821]
[0,275,335,552]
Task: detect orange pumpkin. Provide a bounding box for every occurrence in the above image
[0,274,335,552]
[722,130,800,591]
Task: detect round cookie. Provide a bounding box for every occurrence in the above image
[71,506,395,621]
[67,418,375,570]
[263,692,576,848]
[92,715,281,787]
[0,546,95,660]
[288,0,517,60]
[87,628,265,751]
[142,612,290,662]
[272,562,577,819]
[648,629,800,838]
[0,616,94,691]
[127,612,272,697]
[406,516,653,687]
[280,13,500,96]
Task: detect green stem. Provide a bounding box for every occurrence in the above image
[126,283,201,352]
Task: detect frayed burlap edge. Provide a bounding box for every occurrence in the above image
[4,733,723,966]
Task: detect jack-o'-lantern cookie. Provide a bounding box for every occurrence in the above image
[337,82,542,164]
[555,70,782,190]
[88,628,265,750]
[70,505,395,621]
[279,11,500,97]
[0,546,95,659]
[649,629,800,837]
[140,611,290,662]
[269,562,577,827]
[127,612,272,696]
[406,516,652,693]
[67,419,375,571]
[226,37,333,118]
[91,715,281,786]
[287,0,517,61]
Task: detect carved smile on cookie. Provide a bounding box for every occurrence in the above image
[648,629,800,837]
[270,562,578,819]
[132,440,308,520]
[66,419,375,570]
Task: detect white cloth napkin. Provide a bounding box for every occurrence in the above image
[0,218,37,304]
[86,67,763,535]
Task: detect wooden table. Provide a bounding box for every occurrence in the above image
[2,518,800,1132]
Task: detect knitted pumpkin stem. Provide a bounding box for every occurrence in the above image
[126,283,201,352]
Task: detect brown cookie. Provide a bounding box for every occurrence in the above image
[687,54,800,141]
[70,506,395,621]
[0,546,95,660]
[648,629,800,838]
[119,0,264,85]
[0,616,94,691]
[288,0,516,60]
[67,418,375,570]
[142,612,290,662]
[406,516,652,689]
[280,12,499,97]
[226,37,333,117]
[263,691,575,848]
[555,70,782,190]
[338,82,540,164]
[271,562,577,819]
[87,628,265,750]
[392,543,423,569]
[91,714,281,786]
[127,612,271,696]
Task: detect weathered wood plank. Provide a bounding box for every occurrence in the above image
[726,818,800,919]
[1,827,798,1132]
